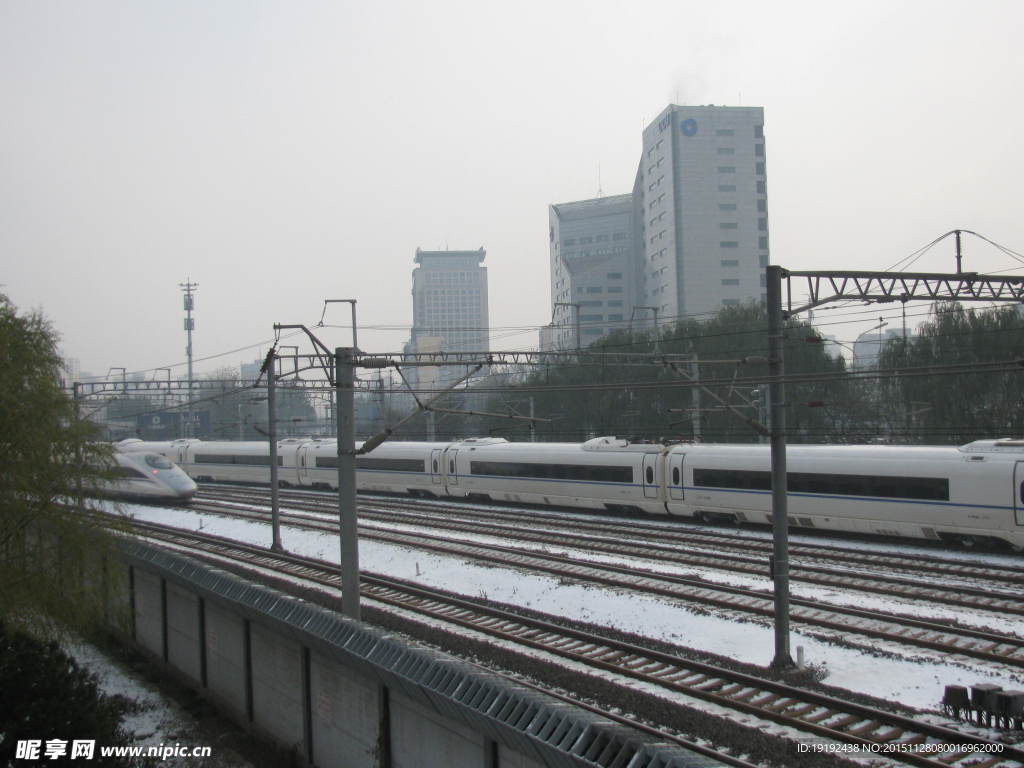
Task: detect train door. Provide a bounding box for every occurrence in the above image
[668,453,685,500]
[297,444,311,485]
[1015,462,1024,526]
[447,449,460,486]
[430,449,442,485]
[641,453,659,498]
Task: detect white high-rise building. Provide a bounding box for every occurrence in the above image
[636,104,768,322]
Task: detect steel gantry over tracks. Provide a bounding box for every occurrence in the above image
[764,265,1024,670]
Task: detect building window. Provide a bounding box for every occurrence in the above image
[717,147,735,155]
[755,143,765,156]
[715,129,735,136]
[607,272,622,279]
[719,184,736,192]
[564,238,577,246]
[608,314,623,321]
[719,203,737,211]
[721,259,739,267]
[720,222,738,230]
[608,300,623,307]
[596,234,609,242]
[718,166,736,174]
[720,241,739,248]
[612,232,626,241]
[757,180,766,194]
[586,287,602,294]
[759,218,767,231]
[759,238,769,251]
[759,254,769,267]
[580,236,593,244]
[757,199,766,212]
[607,286,623,293]
[580,314,603,322]
[755,162,765,175]
[722,278,740,286]
[755,125,764,138]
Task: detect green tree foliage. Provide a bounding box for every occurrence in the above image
[877,303,1024,443]
[0,622,135,767]
[480,303,857,444]
[0,294,117,632]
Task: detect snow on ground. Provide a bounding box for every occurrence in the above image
[65,637,254,767]
[113,502,1024,714]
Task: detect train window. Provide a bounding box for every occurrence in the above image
[356,458,424,472]
[672,467,680,485]
[433,460,438,473]
[469,461,633,484]
[645,467,654,484]
[143,454,173,470]
[1020,482,1024,504]
[450,460,455,473]
[693,468,949,501]
[195,454,282,466]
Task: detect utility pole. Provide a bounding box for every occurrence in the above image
[766,265,793,670]
[180,279,198,437]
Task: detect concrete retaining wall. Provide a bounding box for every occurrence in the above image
[116,540,723,768]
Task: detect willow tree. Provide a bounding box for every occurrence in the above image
[0,295,118,633]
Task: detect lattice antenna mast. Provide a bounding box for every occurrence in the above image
[180,278,198,437]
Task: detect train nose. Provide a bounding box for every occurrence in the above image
[165,471,198,494]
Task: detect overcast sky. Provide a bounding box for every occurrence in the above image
[3,0,1022,380]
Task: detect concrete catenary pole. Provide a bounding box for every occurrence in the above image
[766,265,794,669]
[267,350,282,552]
[335,347,360,619]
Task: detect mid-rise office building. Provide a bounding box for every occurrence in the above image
[548,104,769,349]
[409,248,490,384]
[548,194,634,349]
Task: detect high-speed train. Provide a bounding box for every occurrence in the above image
[116,437,1024,549]
[94,447,198,504]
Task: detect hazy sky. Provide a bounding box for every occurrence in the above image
[3,0,1022,381]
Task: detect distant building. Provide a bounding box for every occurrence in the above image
[548,104,769,349]
[549,194,634,349]
[409,247,490,385]
[852,327,902,369]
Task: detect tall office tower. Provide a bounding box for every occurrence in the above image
[410,247,490,361]
[636,104,768,323]
[548,194,635,349]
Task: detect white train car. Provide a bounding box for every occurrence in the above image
[445,436,667,514]
[290,439,451,496]
[665,441,1024,548]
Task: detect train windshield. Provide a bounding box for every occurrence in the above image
[143,454,174,470]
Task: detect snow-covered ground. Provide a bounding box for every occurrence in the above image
[116,502,1024,715]
[66,638,254,767]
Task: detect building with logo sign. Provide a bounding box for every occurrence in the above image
[548,104,768,348]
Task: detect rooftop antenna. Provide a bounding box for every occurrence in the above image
[596,162,603,198]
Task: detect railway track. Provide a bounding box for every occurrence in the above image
[200,484,1024,596]
[121,516,1024,768]
[181,492,1024,672]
